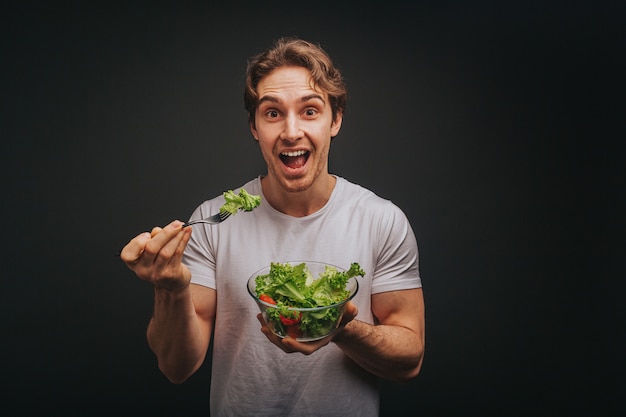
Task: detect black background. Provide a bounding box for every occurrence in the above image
[2,1,623,416]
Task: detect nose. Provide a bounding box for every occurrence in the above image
[280,113,303,141]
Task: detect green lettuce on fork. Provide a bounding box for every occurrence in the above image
[220,188,261,214]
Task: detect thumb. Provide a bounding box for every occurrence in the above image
[342,301,358,323]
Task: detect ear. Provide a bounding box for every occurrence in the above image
[330,112,343,137]
[249,121,259,141]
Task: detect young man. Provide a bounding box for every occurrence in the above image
[121,37,425,416]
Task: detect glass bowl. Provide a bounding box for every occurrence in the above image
[247,261,359,342]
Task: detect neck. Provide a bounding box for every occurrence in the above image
[261,174,336,217]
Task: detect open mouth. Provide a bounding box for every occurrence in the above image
[280,150,310,169]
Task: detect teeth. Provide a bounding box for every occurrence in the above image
[281,150,307,157]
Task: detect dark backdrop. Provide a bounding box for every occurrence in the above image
[2,1,623,416]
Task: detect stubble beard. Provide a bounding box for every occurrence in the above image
[267,143,330,193]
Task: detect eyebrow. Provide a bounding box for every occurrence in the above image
[258,93,326,106]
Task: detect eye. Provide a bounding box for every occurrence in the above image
[303,108,318,117]
[266,109,279,119]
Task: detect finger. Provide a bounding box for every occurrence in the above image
[256,313,275,338]
[144,221,183,258]
[256,314,294,353]
[170,226,192,266]
[281,335,329,355]
[152,229,189,279]
[120,231,152,264]
[130,221,181,274]
[148,221,183,246]
[340,301,358,325]
[150,226,163,238]
[150,221,186,272]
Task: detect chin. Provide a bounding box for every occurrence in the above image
[276,173,315,193]
[267,163,317,193]
[282,180,313,193]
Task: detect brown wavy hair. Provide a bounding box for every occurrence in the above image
[244,37,347,128]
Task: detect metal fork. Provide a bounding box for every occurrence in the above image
[183,210,231,227]
[115,211,232,256]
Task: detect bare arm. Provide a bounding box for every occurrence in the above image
[274,287,425,383]
[332,288,425,383]
[120,221,215,383]
[147,284,215,383]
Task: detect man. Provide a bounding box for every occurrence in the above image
[121,37,425,416]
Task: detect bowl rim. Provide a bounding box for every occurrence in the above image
[247,260,360,311]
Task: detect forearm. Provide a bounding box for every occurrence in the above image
[147,286,208,384]
[333,319,424,383]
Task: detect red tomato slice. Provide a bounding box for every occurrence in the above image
[279,312,302,326]
[259,294,276,305]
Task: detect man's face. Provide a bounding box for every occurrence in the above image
[250,66,342,193]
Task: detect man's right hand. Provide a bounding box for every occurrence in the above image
[120,220,193,291]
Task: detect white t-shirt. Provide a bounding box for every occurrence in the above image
[184,176,422,417]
